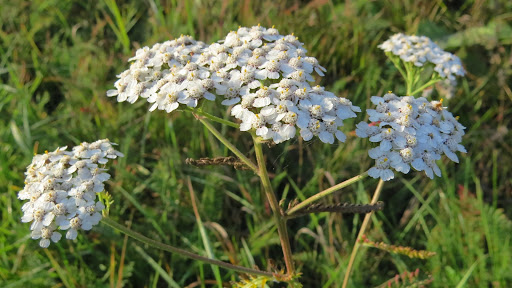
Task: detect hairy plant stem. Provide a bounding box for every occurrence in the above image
[285,171,368,217]
[252,135,295,276]
[342,179,385,288]
[195,116,258,173]
[101,217,277,277]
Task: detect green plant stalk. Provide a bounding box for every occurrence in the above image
[410,76,443,96]
[196,116,258,173]
[132,244,181,288]
[404,62,416,95]
[188,178,223,287]
[252,135,295,276]
[387,53,408,82]
[342,179,385,288]
[101,217,277,277]
[390,54,444,97]
[186,106,239,128]
[285,171,368,216]
[103,0,130,53]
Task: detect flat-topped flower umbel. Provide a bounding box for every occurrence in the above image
[378,33,465,81]
[356,93,466,180]
[107,26,360,144]
[18,139,123,247]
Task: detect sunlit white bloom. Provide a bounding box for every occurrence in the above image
[108,26,359,144]
[18,139,123,247]
[379,33,465,81]
[357,93,465,180]
[367,153,395,181]
[107,35,215,112]
[31,224,62,248]
[214,26,359,144]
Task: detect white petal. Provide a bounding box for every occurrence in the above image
[51,232,62,243]
[368,167,380,179]
[106,89,119,97]
[39,239,50,248]
[379,140,392,151]
[253,97,271,108]
[221,97,241,106]
[393,162,410,174]
[203,92,216,101]
[380,169,395,181]
[300,129,313,141]
[368,147,383,159]
[319,131,334,144]
[443,146,459,163]
[412,158,426,171]
[166,102,179,113]
[240,122,252,131]
[335,131,346,142]
[66,229,78,240]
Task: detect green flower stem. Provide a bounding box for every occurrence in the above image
[285,171,368,217]
[185,107,239,128]
[410,76,442,96]
[404,62,416,95]
[387,53,407,82]
[342,179,385,288]
[252,135,295,276]
[101,217,277,277]
[388,54,443,96]
[195,116,258,173]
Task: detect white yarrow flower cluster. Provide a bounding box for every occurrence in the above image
[18,139,124,248]
[356,93,466,181]
[107,26,360,144]
[209,26,360,144]
[107,36,214,113]
[378,33,465,81]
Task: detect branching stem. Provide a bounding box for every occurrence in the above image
[285,172,368,216]
[196,116,258,173]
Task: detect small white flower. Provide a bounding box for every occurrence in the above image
[368,153,395,181]
[256,59,282,80]
[216,78,248,106]
[32,224,62,248]
[148,83,184,113]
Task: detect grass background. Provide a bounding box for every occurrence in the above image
[1,0,511,287]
